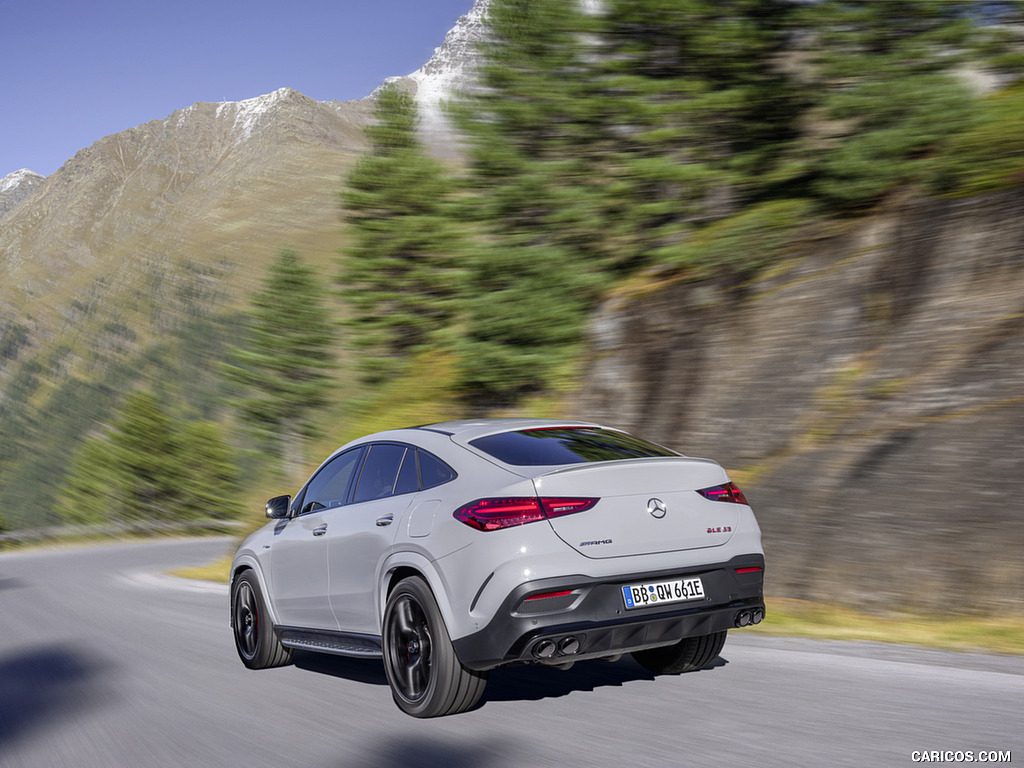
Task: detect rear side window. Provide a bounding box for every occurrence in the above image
[419,450,456,489]
[469,427,677,466]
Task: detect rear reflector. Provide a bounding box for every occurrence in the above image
[524,590,574,602]
[735,567,762,574]
[697,482,750,506]
[455,497,599,531]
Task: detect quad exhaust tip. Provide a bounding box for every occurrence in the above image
[735,607,765,627]
[533,636,581,660]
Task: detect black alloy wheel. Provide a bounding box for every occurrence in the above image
[382,576,487,718]
[233,578,260,662]
[230,570,293,669]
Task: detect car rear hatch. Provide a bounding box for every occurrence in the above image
[533,458,741,558]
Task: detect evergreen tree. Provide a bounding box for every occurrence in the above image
[56,433,123,526]
[225,249,336,470]
[452,0,610,405]
[596,0,807,263]
[175,420,242,522]
[57,391,243,527]
[110,391,182,521]
[797,0,980,208]
[448,0,807,404]
[340,85,464,384]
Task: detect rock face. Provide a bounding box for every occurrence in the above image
[575,188,1024,614]
[0,169,44,218]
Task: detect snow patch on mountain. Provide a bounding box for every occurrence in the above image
[375,0,489,154]
[214,87,302,142]
[0,169,45,218]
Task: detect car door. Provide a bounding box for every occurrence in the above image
[269,447,364,630]
[327,443,417,634]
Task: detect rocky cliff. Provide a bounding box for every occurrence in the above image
[575,188,1024,614]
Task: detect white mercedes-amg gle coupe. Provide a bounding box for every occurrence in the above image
[230,418,765,717]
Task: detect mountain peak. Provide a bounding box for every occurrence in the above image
[0,169,45,219]
[372,0,489,155]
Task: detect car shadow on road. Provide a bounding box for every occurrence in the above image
[291,650,389,686]
[484,654,729,704]
[0,576,25,591]
[0,645,107,752]
[291,650,729,704]
[343,735,521,768]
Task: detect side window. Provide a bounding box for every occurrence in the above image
[300,448,363,514]
[352,444,407,503]
[418,450,456,490]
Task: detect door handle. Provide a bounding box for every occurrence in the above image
[312,524,328,536]
[375,514,394,527]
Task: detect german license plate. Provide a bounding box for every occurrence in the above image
[622,577,705,610]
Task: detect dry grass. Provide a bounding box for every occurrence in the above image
[750,597,1024,656]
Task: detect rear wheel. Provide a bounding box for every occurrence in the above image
[631,630,727,675]
[231,570,293,669]
[382,576,487,718]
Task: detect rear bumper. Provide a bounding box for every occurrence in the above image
[452,554,765,671]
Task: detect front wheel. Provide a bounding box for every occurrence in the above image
[631,630,727,675]
[382,576,487,718]
[231,570,293,670]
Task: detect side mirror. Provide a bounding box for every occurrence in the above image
[266,495,291,519]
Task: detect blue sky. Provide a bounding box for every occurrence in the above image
[1,0,475,177]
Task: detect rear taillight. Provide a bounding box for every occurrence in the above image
[539,497,599,518]
[454,496,598,531]
[697,482,749,505]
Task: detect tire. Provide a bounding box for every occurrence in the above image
[231,570,293,670]
[382,576,488,718]
[631,630,727,675]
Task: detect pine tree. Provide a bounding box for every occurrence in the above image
[56,434,123,526]
[108,391,181,521]
[450,0,611,405]
[340,84,464,384]
[596,0,806,262]
[797,0,979,209]
[448,0,807,404]
[175,420,241,522]
[226,249,336,470]
[57,394,242,527]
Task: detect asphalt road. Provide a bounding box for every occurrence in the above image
[1,538,1020,768]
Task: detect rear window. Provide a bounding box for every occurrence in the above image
[469,427,677,466]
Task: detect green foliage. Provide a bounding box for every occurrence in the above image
[226,249,336,457]
[333,0,1024,413]
[444,0,809,404]
[449,0,624,404]
[799,1,982,208]
[0,321,30,365]
[340,85,465,383]
[598,0,806,226]
[662,199,816,278]
[57,433,124,526]
[941,84,1024,195]
[56,392,242,526]
[112,391,181,520]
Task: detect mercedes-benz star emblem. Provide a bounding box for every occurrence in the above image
[647,498,667,519]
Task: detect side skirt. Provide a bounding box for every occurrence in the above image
[275,626,383,659]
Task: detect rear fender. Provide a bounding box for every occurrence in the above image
[379,551,468,642]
